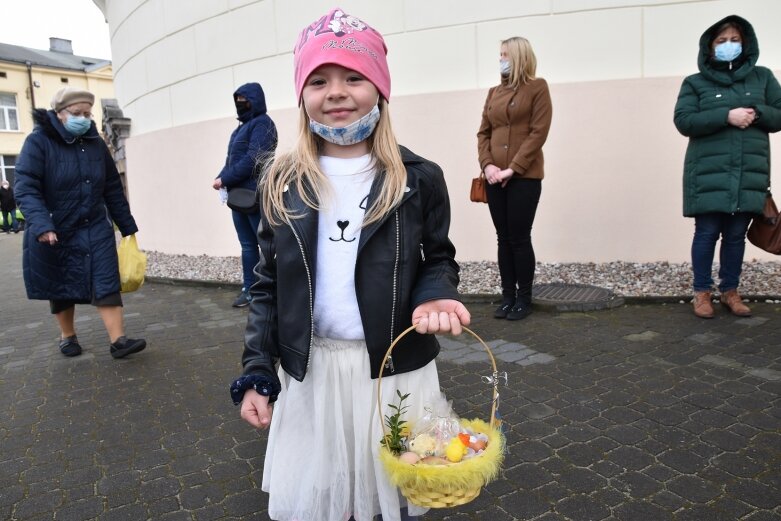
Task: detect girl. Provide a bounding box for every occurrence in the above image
[477,37,552,321]
[229,8,470,521]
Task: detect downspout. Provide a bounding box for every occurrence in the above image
[25,61,36,108]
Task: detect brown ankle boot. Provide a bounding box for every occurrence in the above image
[693,291,714,319]
[720,290,752,317]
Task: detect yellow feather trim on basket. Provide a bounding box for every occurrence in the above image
[379,418,505,493]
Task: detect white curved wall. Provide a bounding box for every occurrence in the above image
[99,0,781,262]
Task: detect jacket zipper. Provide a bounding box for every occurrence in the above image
[290,223,314,374]
[734,83,743,213]
[385,210,400,375]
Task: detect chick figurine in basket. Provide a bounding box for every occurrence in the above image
[445,437,469,463]
[408,433,438,457]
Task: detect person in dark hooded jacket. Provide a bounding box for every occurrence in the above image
[212,82,278,307]
[14,87,146,359]
[674,15,781,319]
[0,179,19,233]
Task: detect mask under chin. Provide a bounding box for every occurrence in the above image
[309,104,381,146]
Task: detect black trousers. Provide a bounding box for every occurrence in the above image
[486,177,542,306]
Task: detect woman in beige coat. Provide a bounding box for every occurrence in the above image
[477,36,552,320]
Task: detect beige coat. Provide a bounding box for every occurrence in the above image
[477,78,552,179]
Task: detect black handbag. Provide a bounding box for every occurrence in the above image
[226,187,260,214]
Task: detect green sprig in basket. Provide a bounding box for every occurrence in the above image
[377,325,506,508]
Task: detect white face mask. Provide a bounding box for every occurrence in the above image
[500,59,511,76]
[309,103,381,146]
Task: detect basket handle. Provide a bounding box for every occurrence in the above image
[377,325,500,443]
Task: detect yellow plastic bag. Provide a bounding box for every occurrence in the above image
[117,234,147,293]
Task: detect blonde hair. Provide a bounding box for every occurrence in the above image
[260,98,406,226]
[502,36,537,87]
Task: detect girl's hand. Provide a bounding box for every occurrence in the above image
[38,231,58,245]
[240,389,274,429]
[212,178,223,190]
[727,107,756,129]
[412,299,471,335]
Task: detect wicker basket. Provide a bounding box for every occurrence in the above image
[377,325,505,508]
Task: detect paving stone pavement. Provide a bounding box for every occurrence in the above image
[1,232,780,521]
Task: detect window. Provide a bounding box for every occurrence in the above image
[60,77,69,83]
[0,93,19,131]
[0,155,15,184]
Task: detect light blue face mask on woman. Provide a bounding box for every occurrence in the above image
[309,103,381,146]
[714,41,742,62]
[64,114,91,136]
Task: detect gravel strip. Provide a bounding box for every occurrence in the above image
[146,251,781,298]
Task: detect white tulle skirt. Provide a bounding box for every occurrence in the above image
[261,336,441,521]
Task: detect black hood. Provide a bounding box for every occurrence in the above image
[234,82,267,122]
[697,15,758,85]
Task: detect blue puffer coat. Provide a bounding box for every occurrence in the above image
[14,109,138,301]
[218,82,278,191]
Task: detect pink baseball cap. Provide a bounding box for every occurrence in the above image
[293,7,391,102]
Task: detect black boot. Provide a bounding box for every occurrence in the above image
[110,336,147,359]
[493,299,513,319]
[506,297,533,321]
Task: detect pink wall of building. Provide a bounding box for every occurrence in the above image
[126,73,781,263]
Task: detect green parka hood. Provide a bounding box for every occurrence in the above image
[698,15,758,86]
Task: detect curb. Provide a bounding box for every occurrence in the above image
[622,294,781,304]
[146,276,243,290]
[144,279,781,307]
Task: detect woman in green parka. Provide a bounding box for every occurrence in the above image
[674,15,781,319]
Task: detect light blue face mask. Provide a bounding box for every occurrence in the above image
[64,114,91,136]
[714,41,742,62]
[499,59,511,76]
[309,103,381,146]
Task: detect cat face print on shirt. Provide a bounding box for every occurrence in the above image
[328,194,369,242]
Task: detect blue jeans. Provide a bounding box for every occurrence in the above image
[231,210,261,291]
[691,212,753,293]
[2,210,18,231]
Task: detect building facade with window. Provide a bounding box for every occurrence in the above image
[0,37,114,185]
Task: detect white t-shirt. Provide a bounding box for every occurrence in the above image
[313,154,375,340]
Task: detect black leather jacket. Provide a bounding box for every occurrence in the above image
[238,147,461,393]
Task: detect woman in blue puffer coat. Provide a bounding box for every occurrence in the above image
[14,87,147,359]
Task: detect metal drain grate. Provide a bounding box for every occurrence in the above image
[532,283,624,312]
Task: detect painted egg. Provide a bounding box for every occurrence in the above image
[469,439,487,451]
[399,451,420,464]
